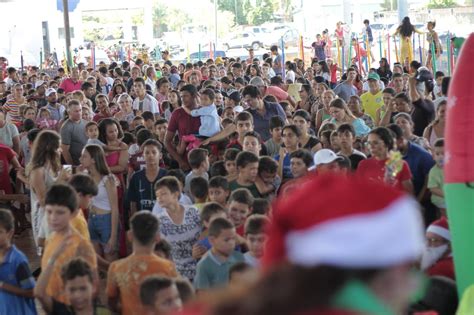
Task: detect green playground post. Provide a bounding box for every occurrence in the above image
[431,41,437,74]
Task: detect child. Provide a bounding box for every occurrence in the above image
[35,258,108,314]
[208,176,230,207]
[229,151,261,198]
[140,276,183,315]
[244,214,269,267]
[265,116,284,157]
[0,208,37,315]
[141,111,155,130]
[127,128,154,176]
[175,277,195,305]
[251,198,271,215]
[107,211,177,315]
[68,174,99,240]
[153,176,201,280]
[154,238,173,260]
[190,177,209,210]
[336,123,367,170]
[154,118,168,144]
[228,188,254,237]
[227,112,254,151]
[184,148,210,198]
[428,138,446,217]
[242,131,262,157]
[181,88,220,152]
[37,184,98,305]
[152,169,193,215]
[256,156,280,199]
[194,218,245,290]
[193,202,228,259]
[224,148,240,181]
[279,149,314,196]
[36,108,57,130]
[85,121,123,151]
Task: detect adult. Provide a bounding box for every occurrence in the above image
[0,108,20,155]
[297,84,317,113]
[79,144,119,262]
[3,83,26,127]
[132,78,160,115]
[60,100,88,166]
[394,113,431,151]
[336,123,367,170]
[326,99,370,137]
[44,88,65,122]
[249,76,296,108]
[408,74,435,136]
[292,110,322,153]
[377,57,393,81]
[59,68,82,93]
[241,85,287,142]
[97,118,128,183]
[314,90,335,132]
[333,67,358,102]
[270,45,283,76]
[93,94,112,123]
[145,66,157,95]
[380,92,411,127]
[347,95,375,129]
[360,73,384,120]
[394,16,423,64]
[423,100,446,148]
[165,84,201,171]
[275,125,301,181]
[114,94,135,125]
[311,34,326,61]
[357,127,413,193]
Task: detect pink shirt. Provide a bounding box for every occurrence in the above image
[59,79,82,93]
[265,86,288,102]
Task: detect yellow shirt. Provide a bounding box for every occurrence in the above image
[42,229,97,304]
[360,90,384,121]
[71,209,90,240]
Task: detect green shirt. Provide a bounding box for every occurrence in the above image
[194,250,245,289]
[428,164,445,208]
[229,180,262,198]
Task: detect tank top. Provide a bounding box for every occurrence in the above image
[91,175,115,211]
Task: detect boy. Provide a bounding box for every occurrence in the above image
[85,121,122,151]
[141,111,155,130]
[290,149,313,178]
[433,71,445,98]
[336,123,367,170]
[190,177,209,210]
[227,112,254,151]
[223,148,240,181]
[243,214,269,267]
[128,139,168,215]
[252,198,271,215]
[128,128,154,176]
[107,211,177,315]
[228,188,254,237]
[38,184,98,305]
[265,116,284,157]
[0,209,36,315]
[428,138,446,217]
[69,174,99,239]
[256,156,280,199]
[36,258,109,315]
[208,176,230,207]
[184,148,210,198]
[154,118,168,144]
[194,218,245,290]
[242,131,262,157]
[152,169,193,215]
[140,276,183,315]
[229,151,261,198]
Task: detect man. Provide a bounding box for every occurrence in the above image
[231,63,244,80]
[165,84,201,171]
[333,67,358,102]
[59,68,82,93]
[45,88,65,122]
[60,100,88,165]
[421,217,454,280]
[270,45,282,76]
[389,73,405,94]
[408,73,435,136]
[132,78,159,116]
[81,81,97,110]
[241,85,286,142]
[360,72,384,120]
[249,76,296,108]
[308,149,342,174]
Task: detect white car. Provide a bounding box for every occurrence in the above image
[222,32,263,51]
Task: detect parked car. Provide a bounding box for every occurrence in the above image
[266,28,300,48]
[222,32,263,50]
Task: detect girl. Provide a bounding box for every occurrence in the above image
[315,90,335,132]
[293,109,322,153]
[297,84,317,113]
[316,60,330,83]
[423,100,446,148]
[426,21,442,70]
[394,112,431,152]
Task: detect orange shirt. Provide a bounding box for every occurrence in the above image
[41,229,97,304]
[106,253,178,315]
[71,210,90,240]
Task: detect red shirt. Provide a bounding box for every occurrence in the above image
[265,85,289,102]
[0,144,15,194]
[427,256,455,280]
[59,78,83,93]
[167,107,201,141]
[356,157,412,192]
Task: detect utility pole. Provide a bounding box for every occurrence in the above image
[215,0,218,47]
[398,0,408,23]
[62,0,72,69]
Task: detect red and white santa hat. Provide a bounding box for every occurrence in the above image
[263,173,425,268]
[426,217,450,241]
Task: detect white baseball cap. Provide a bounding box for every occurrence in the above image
[308,149,343,171]
[45,88,57,97]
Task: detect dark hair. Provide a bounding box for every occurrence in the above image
[434,138,444,148]
[242,85,261,99]
[61,258,94,284]
[134,77,146,86]
[293,109,311,122]
[382,87,396,96]
[156,77,170,89]
[136,128,153,146]
[98,118,124,144]
[154,239,172,259]
[269,115,285,130]
[209,176,229,191]
[45,184,78,213]
[394,92,410,104]
[364,19,370,24]
[236,151,259,169]
[243,130,262,142]
[142,138,162,151]
[252,198,270,215]
[180,84,198,97]
[245,214,269,235]
[155,176,181,194]
[210,161,227,177]
[188,148,208,169]
[435,71,445,79]
[224,148,240,162]
[282,125,302,138]
[0,208,14,232]
[140,276,175,307]
[141,111,155,122]
[235,111,253,123]
[209,217,234,237]
[387,123,404,140]
[229,188,254,207]
[190,177,209,200]
[27,128,41,143]
[336,123,356,137]
[369,127,394,150]
[229,262,253,280]
[258,156,278,175]
[441,77,450,96]
[69,174,98,196]
[167,169,186,186]
[397,16,416,37]
[131,211,159,246]
[175,278,195,304]
[290,149,313,167]
[201,202,227,223]
[201,88,216,101]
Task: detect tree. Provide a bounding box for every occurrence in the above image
[380,0,397,11]
[246,0,276,25]
[152,2,168,37]
[427,0,457,8]
[218,0,247,25]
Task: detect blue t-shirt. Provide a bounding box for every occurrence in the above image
[0,245,37,315]
[275,153,293,180]
[403,142,435,196]
[127,168,168,212]
[194,250,245,289]
[248,101,287,141]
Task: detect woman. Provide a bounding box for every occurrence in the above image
[327,98,371,136]
[357,127,413,193]
[426,21,442,70]
[82,105,93,122]
[304,67,314,82]
[347,95,375,129]
[394,112,431,151]
[114,94,135,125]
[377,57,393,81]
[168,90,182,112]
[394,16,423,64]
[293,109,322,153]
[285,62,296,83]
[246,64,261,79]
[316,60,330,83]
[79,144,119,262]
[275,125,301,182]
[0,108,20,155]
[98,118,128,183]
[3,83,27,127]
[28,130,64,248]
[315,90,335,132]
[423,100,446,148]
[297,84,317,113]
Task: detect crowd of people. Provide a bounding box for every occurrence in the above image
[0,15,459,315]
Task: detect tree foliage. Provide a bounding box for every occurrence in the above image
[380,0,398,11]
[427,0,457,8]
